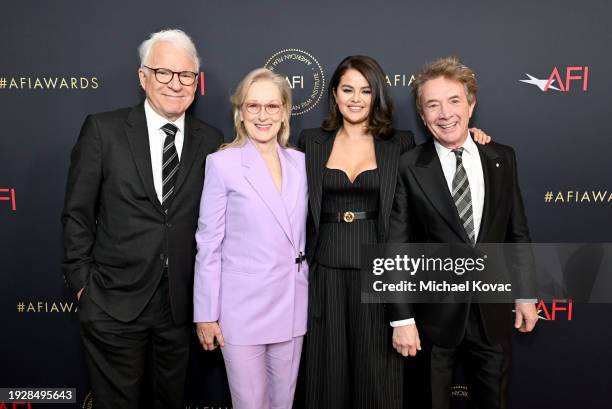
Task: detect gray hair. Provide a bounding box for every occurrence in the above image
[412,56,477,115]
[138,29,200,70]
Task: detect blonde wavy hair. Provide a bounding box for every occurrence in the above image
[221,68,292,149]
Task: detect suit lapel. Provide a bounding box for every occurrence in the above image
[306,130,335,232]
[476,144,502,243]
[375,136,400,241]
[242,141,294,247]
[279,148,303,246]
[414,139,471,242]
[173,115,203,198]
[125,104,165,215]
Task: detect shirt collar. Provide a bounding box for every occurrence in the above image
[434,131,476,158]
[144,99,185,136]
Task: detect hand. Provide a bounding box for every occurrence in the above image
[392,324,421,357]
[470,127,492,145]
[77,288,84,301]
[514,302,538,333]
[196,321,225,351]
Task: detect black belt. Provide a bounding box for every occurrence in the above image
[320,211,377,223]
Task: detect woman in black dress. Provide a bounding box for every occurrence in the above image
[298,55,490,408]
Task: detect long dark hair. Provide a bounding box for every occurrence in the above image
[322,55,394,139]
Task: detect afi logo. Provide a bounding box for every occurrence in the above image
[199,70,205,96]
[0,188,16,211]
[0,403,33,409]
[285,76,304,89]
[520,66,589,92]
[536,299,573,321]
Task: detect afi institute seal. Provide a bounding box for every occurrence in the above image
[265,49,325,116]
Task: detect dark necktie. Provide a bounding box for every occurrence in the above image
[161,123,180,209]
[452,148,475,244]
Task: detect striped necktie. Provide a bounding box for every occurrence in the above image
[161,123,180,209]
[452,148,475,244]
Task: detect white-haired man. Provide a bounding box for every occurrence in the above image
[62,29,223,409]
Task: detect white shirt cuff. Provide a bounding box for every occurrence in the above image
[390,318,415,327]
[515,299,538,304]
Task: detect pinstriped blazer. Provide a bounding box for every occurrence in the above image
[297,128,415,264]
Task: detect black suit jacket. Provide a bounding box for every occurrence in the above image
[388,139,532,346]
[297,127,415,264]
[62,103,223,324]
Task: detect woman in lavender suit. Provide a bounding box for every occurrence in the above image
[193,68,308,409]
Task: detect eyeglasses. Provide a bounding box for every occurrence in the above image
[143,65,198,86]
[243,102,283,115]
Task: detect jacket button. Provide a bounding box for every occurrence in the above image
[166,223,173,228]
[159,253,165,260]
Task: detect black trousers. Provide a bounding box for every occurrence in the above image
[300,264,403,409]
[423,305,511,409]
[78,276,190,409]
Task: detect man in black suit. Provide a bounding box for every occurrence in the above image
[388,56,538,409]
[62,29,223,409]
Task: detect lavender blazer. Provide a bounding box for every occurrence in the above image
[193,140,308,345]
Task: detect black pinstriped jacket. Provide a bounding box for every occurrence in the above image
[297,128,415,264]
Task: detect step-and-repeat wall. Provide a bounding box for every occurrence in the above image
[1,1,611,408]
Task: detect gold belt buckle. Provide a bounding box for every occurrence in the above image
[342,211,355,223]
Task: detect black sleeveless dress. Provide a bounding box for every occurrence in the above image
[303,167,403,409]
